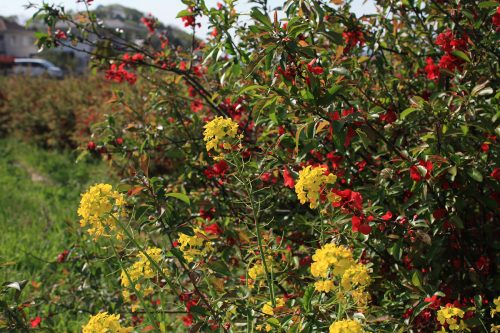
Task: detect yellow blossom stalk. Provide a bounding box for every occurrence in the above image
[78,183,126,240]
[314,280,335,293]
[295,165,337,208]
[492,296,500,318]
[82,312,132,333]
[437,306,467,331]
[261,297,285,316]
[311,243,355,279]
[340,263,371,291]
[178,228,213,263]
[121,247,163,289]
[203,116,239,153]
[248,263,265,280]
[329,319,365,333]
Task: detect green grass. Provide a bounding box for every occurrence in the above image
[0,138,113,282]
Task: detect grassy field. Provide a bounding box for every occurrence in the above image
[0,138,112,285]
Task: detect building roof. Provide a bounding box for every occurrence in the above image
[0,17,35,33]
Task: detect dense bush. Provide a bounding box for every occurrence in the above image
[3,0,499,332]
[0,76,134,150]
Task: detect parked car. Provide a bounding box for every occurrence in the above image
[12,58,64,79]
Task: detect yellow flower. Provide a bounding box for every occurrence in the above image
[491,296,500,318]
[78,183,126,240]
[248,263,265,280]
[437,306,467,331]
[295,165,337,209]
[311,243,354,278]
[121,247,163,289]
[82,312,132,333]
[341,264,371,291]
[314,280,334,293]
[203,116,239,152]
[491,324,500,333]
[261,298,285,316]
[178,228,213,263]
[329,319,365,333]
[351,289,371,308]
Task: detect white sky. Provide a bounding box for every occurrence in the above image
[0,0,376,37]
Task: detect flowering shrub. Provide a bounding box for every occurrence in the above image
[4,0,498,331]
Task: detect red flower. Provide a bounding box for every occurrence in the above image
[105,63,137,85]
[380,109,397,124]
[141,15,156,33]
[351,215,372,235]
[181,8,197,27]
[381,211,393,221]
[211,27,218,37]
[333,189,363,211]
[131,53,144,62]
[435,29,454,53]
[282,167,295,188]
[200,207,215,220]
[260,172,277,184]
[116,137,124,145]
[480,142,489,152]
[342,30,365,50]
[30,316,42,328]
[438,54,462,72]
[491,168,500,180]
[204,223,222,235]
[493,6,500,27]
[87,141,96,150]
[424,57,440,81]
[410,160,433,182]
[424,295,441,310]
[55,29,67,40]
[306,59,324,75]
[204,160,229,179]
[182,314,193,327]
[190,99,203,113]
[57,250,69,263]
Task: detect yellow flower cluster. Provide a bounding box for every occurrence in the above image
[248,263,265,280]
[295,165,337,208]
[203,116,239,152]
[261,297,286,316]
[178,228,213,263]
[78,184,126,240]
[82,312,132,333]
[311,243,354,278]
[341,264,371,291]
[437,306,467,331]
[492,296,500,318]
[121,247,163,289]
[311,243,371,309]
[329,319,365,333]
[120,247,167,310]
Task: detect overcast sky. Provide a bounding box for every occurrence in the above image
[0,0,376,37]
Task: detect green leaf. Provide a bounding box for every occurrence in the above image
[266,318,281,328]
[478,1,498,8]
[166,192,190,205]
[189,305,209,316]
[451,50,471,63]
[208,261,231,276]
[468,169,483,182]
[176,9,194,18]
[400,107,418,120]
[250,8,272,28]
[301,285,314,313]
[411,270,422,287]
[238,85,265,96]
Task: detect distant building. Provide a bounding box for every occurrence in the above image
[0,17,37,57]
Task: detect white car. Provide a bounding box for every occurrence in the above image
[13,58,64,79]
